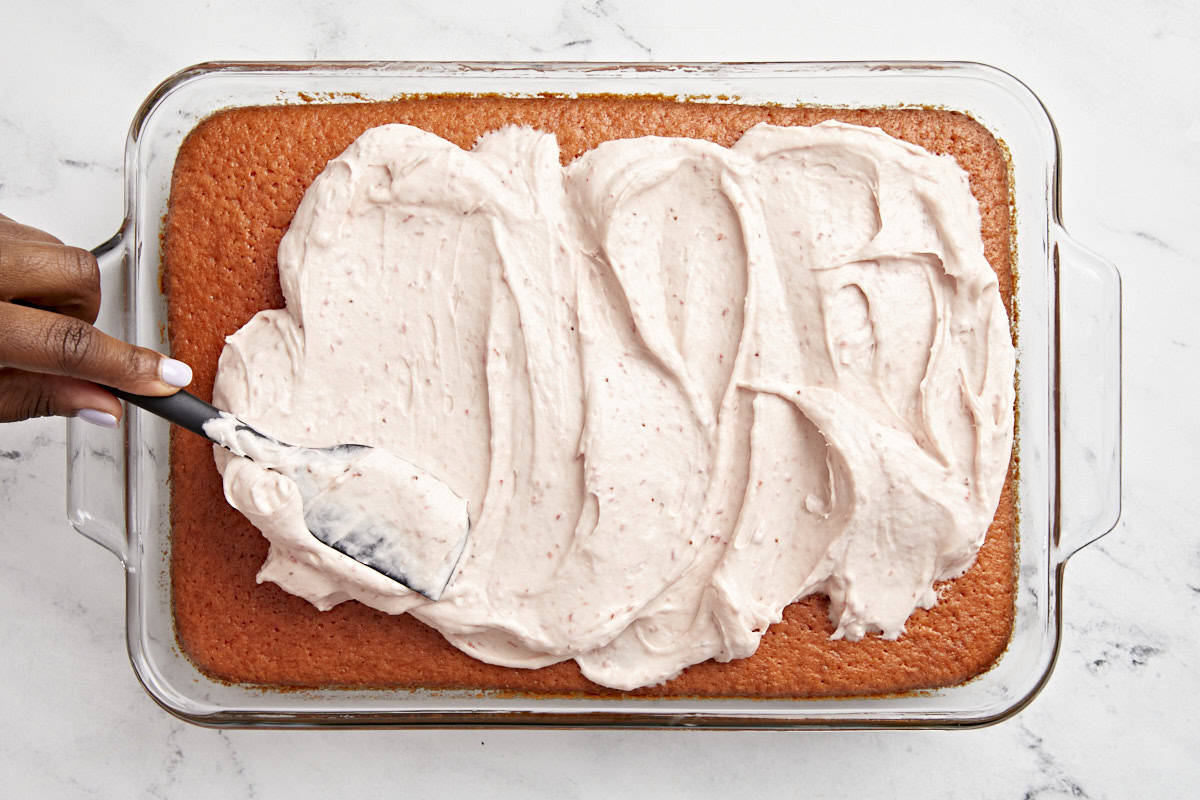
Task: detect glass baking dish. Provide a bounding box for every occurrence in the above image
[65,61,1121,729]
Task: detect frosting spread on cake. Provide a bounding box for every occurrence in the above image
[210,121,1015,690]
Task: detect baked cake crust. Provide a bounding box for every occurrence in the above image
[164,96,1016,697]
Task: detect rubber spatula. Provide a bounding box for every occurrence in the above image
[108,386,469,601]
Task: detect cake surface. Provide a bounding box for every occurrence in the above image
[164,96,1016,697]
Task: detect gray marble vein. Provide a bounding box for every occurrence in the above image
[1016,722,1094,800]
[215,730,258,799]
[1129,228,1176,253]
[58,158,121,175]
[575,1,653,57]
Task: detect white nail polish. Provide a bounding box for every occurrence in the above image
[77,409,119,428]
[159,358,193,388]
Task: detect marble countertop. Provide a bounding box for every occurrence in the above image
[2,1,1196,797]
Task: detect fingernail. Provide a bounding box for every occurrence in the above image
[77,409,119,429]
[159,358,193,388]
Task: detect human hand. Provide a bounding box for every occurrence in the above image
[0,213,191,426]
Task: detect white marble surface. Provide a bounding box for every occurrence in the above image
[1,1,1196,797]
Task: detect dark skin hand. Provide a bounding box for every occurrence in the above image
[0,213,191,426]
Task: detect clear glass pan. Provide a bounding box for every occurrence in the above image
[66,61,1121,729]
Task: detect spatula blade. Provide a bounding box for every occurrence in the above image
[298,447,470,601]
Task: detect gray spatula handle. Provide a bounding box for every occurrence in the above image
[104,386,221,440]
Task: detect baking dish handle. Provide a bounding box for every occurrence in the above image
[65,229,130,566]
[1054,227,1122,561]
